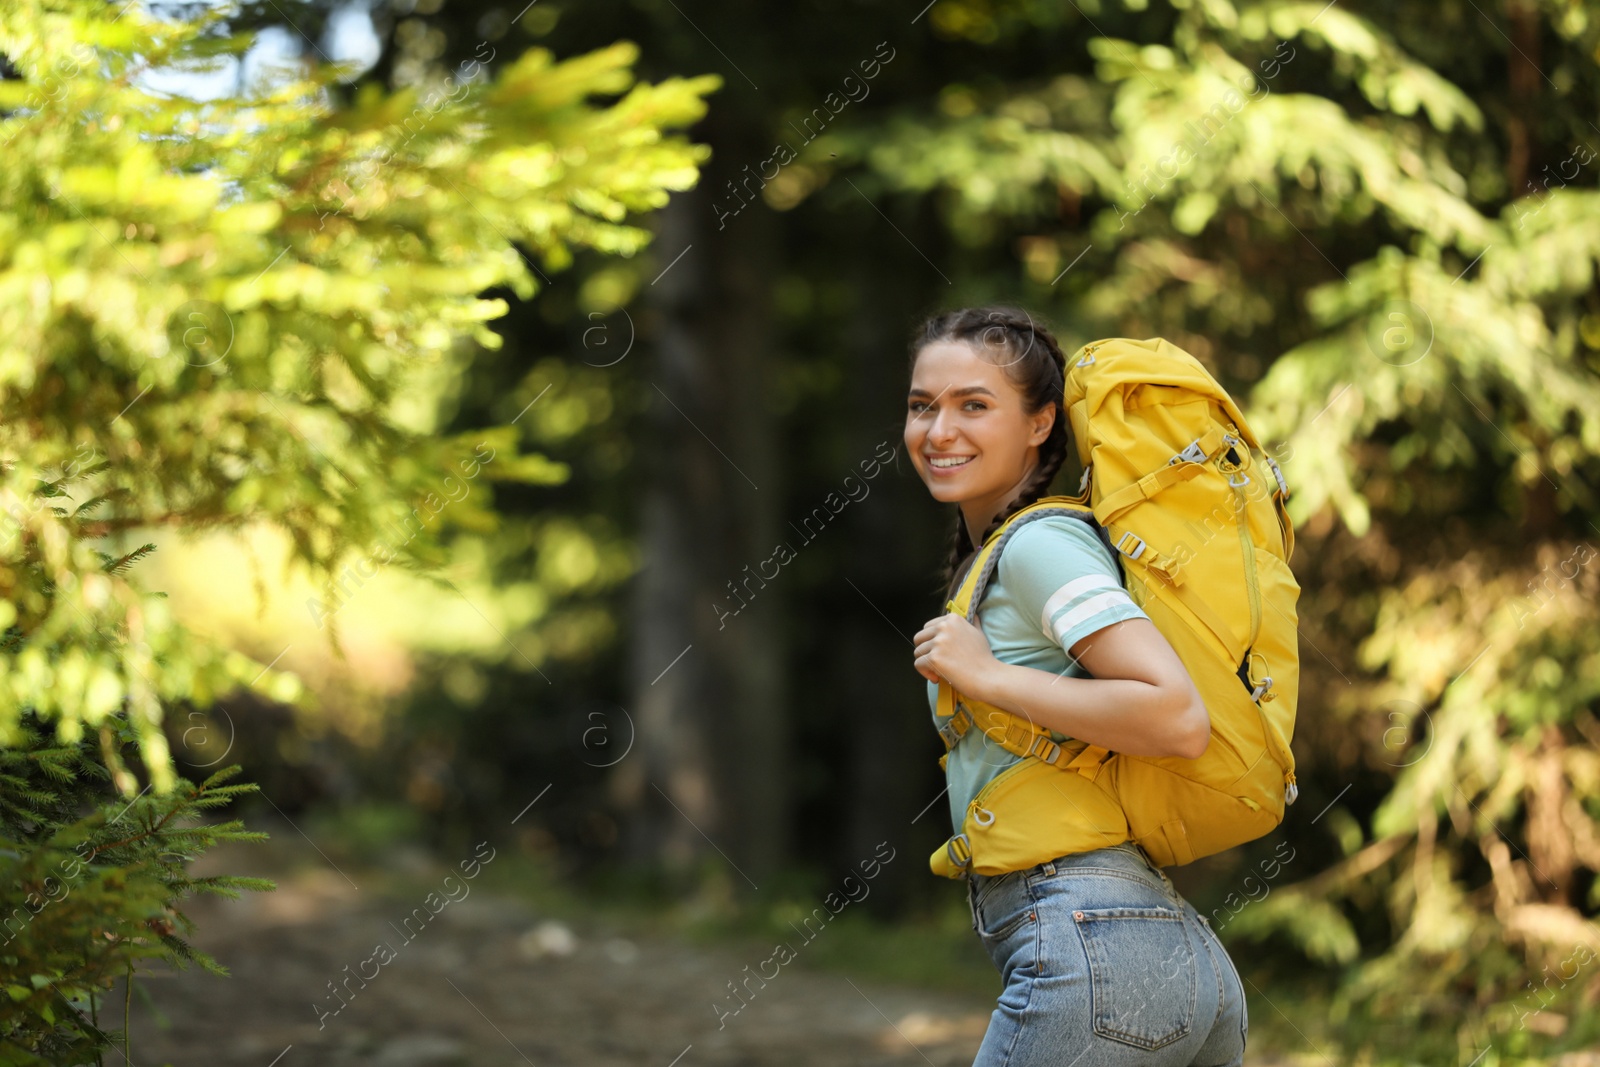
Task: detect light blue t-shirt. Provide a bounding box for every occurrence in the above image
[928,515,1150,834]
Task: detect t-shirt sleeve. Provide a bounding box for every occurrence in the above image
[995,516,1149,659]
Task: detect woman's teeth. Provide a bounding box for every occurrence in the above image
[929,456,973,468]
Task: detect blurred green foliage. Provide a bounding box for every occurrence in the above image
[0,0,715,1058]
[0,713,270,1063]
[2,0,1597,1062]
[0,0,715,783]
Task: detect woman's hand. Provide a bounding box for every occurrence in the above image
[913,612,998,694]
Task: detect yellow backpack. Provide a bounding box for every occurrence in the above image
[930,337,1301,877]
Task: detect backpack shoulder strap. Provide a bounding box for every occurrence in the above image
[935,496,1119,725]
[946,496,1118,621]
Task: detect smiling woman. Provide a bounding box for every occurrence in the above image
[903,306,1248,1067]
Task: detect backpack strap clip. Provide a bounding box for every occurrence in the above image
[1237,652,1276,703]
[1095,426,1225,526]
[1266,455,1290,500]
[936,698,974,748]
[946,833,973,872]
[1170,438,1211,466]
[1026,735,1061,765]
[1114,530,1147,560]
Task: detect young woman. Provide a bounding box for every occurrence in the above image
[906,306,1249,1067]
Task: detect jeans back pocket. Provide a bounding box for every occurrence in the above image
[1074,905,1197,1050]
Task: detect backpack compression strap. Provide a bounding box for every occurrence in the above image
[933,498,1120,783]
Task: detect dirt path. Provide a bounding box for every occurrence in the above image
[118,837,993,1066]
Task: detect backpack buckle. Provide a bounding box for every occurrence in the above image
[1114,530,1146,560]
[1266,456,1290,500]
[1027,735,1061,765]
[1170,438,1209,466]
[947,833,973,871]
[938,702,974,748]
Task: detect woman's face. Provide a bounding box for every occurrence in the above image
[904,339,1054,507]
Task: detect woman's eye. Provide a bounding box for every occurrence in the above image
[963,400,987,411]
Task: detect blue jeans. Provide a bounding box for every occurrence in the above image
[965,841,1248,1067]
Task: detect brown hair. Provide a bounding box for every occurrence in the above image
[907,305,1071,600]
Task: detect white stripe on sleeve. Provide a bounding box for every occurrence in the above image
[1048,589,1138,648]
[1038,574,1121,638]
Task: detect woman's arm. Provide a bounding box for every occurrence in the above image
[913,612,1210,760]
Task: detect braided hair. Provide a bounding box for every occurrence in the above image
[907,305,1072,601]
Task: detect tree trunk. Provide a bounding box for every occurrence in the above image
[615,131,788,884]
[613,189,719,878]
[704,166,788,879]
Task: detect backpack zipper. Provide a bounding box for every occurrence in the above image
[962,756,1034,828]
[1233,480,1262,650]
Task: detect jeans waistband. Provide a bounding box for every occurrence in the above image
[968,841,1182,904]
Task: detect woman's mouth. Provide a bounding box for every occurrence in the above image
[926,454,975,475]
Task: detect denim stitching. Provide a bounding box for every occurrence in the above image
[975,876,1036,943]
[1026,873,1042,975]
[973,868,1020,912]
[979,904,1035,943]
[1027,865,1160,893]
[1193,912,1248,1060]
[1213,925,1249,1046]
[1076,907,1196,1050]
[1193,913,1226,1029]
[997,876,1042,1067]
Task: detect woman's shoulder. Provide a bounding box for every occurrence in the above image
[996,511,1118,586]
[1005,511,1110,558]
[997,510,1145,641]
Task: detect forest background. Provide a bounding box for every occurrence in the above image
[2,0,1600,1063]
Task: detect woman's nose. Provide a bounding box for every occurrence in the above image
[925,410,958,443]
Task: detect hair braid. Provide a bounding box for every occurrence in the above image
[906,305,1071,602]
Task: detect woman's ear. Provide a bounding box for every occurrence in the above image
[1028,403,1056,447]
